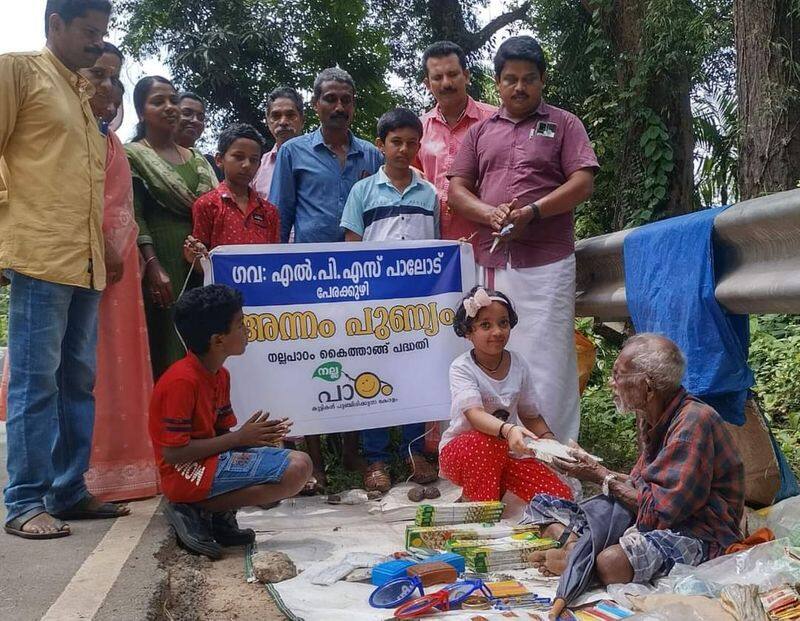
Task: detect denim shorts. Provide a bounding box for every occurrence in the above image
[208,447,291,498]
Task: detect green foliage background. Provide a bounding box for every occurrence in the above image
[748,315,800,473]
[116,0,401,141]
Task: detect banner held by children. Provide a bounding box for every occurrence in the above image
[205,240,476,436]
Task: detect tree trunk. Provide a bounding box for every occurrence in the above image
[735,0,800,200]
[426,0,531,55]
[427,0,470,47]
[652,63,695,218]
[587,0,696,225]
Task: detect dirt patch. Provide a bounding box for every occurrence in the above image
[152,539,286,620]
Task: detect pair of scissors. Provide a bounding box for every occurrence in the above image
[490,223,514,253]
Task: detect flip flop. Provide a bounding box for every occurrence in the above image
[364,462,392,493]
[407,453,439,485]
[4,509,70,540]
[52,495,130,520]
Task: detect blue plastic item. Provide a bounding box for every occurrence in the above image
[369,575,425,608]
[423,552,466,574]
[371,559,417,586]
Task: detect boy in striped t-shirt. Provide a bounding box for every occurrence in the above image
[340,107,440,493]
[341,108,439,242]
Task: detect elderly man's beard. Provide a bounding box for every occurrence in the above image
[613,393,641,415]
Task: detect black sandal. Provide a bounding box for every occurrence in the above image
[4,509,70,540]
[52,495,130,520]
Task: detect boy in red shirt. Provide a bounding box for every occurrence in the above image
[184,123,280,262]
[150,284,311,558]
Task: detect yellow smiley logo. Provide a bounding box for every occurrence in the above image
[354,372,382,399]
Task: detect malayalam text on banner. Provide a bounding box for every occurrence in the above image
[205,240,476,436]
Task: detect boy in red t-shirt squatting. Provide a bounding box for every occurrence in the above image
[150,284,312,558]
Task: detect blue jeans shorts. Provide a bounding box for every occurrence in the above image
[208,447,291,498]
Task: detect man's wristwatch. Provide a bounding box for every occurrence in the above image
[528,202,542,220]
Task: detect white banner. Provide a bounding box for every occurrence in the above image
[206,241,475,436]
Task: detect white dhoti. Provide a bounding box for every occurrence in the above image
[481,254,579,442]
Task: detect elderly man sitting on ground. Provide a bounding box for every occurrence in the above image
[529,333,744,588]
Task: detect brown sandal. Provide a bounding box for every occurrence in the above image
[408,453,438,485]
[364,462,392,493]
[299,477,324,496]
[4,509,70,540]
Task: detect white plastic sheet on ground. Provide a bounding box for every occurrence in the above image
[239,487,800,620]
[748,496,800,543]
[238,482,568,620]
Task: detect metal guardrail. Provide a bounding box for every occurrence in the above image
[575,188,800,319]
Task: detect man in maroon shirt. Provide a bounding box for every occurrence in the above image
[415,41,497,241]
[448,36,598,442]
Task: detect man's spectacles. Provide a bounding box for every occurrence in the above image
[610,371,649,383]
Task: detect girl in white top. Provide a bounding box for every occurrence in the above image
[439,286,573,506]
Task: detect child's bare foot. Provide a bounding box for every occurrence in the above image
[531,545,573,576]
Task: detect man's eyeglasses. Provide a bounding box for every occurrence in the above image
[610,371,649,383]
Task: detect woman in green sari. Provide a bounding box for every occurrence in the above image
[125,77,218,378]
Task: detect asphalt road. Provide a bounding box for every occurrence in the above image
[0,423,172,621]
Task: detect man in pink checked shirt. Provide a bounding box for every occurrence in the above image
[251,86,305,200]
[414,41,497,243]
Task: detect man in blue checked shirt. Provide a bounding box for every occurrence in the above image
[269,66,382,492]
[270,67,383,244]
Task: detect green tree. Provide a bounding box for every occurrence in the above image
[529,0,734,234]
[118,0,400,139]
[694,86,739,205]
[118,1,537,137]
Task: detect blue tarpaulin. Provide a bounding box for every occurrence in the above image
[623,206,753,425]
[623,206,798,500]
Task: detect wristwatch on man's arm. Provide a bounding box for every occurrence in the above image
[526,202,542,220]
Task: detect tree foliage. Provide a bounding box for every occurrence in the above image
[528,0,734,235]
[117,0,400,139]
[694,86,739,205]
[116,0,798,230]
[117,1,536,139]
